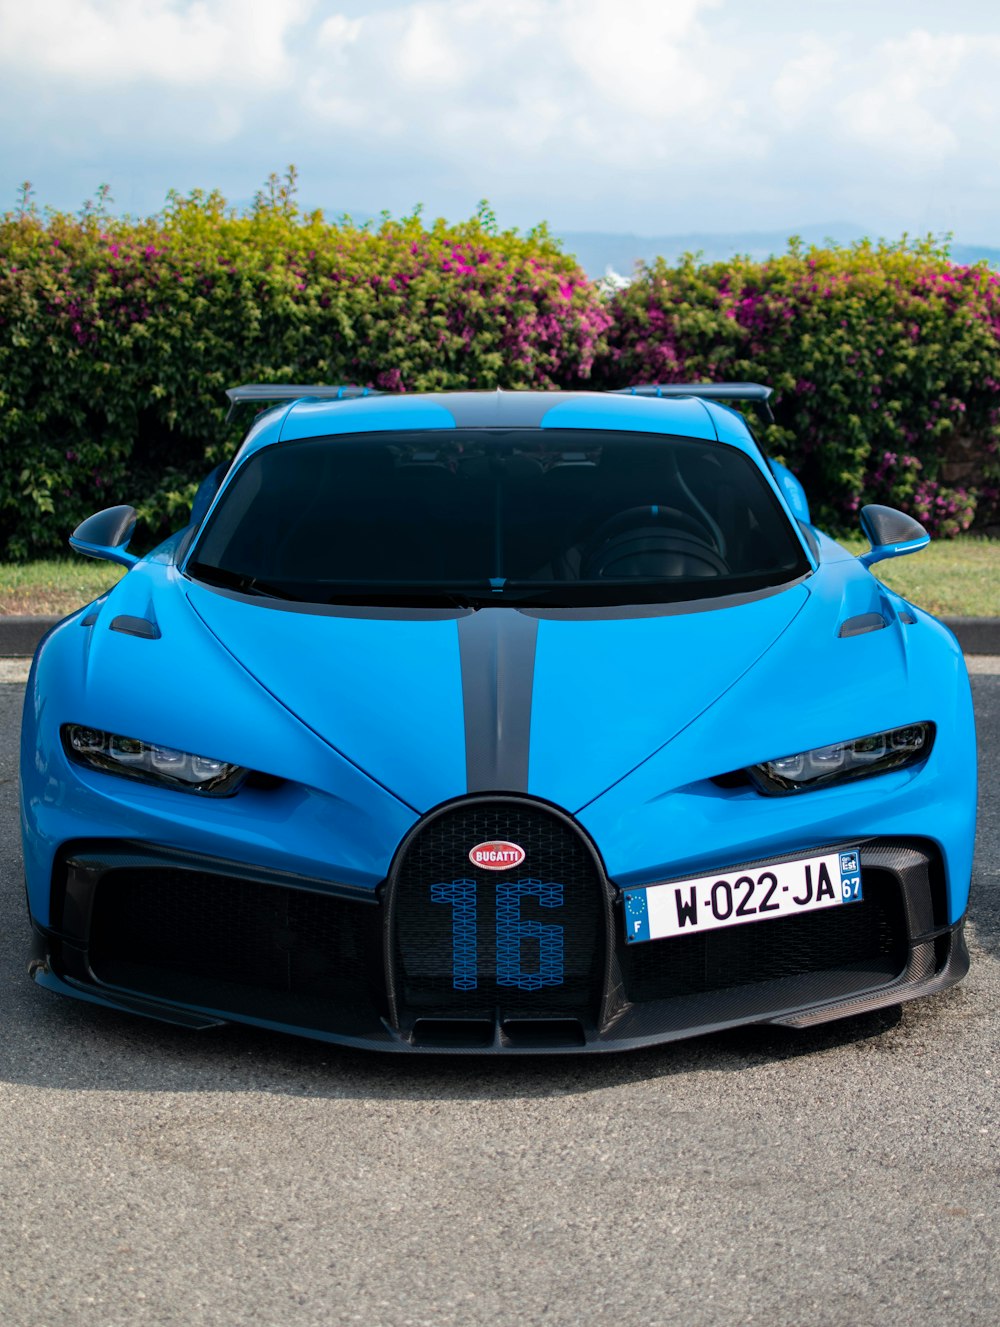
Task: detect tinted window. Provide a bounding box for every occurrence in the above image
[190,429,810,606]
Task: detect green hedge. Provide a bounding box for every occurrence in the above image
[0,181,610,557]
[597,240,1000,536]
[2,180,999,556]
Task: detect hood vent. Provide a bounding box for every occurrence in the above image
[838,612,886,638]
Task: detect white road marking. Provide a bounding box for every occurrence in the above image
[1,656,998,684]
[0,659,31,683]
[966,655,1000,674]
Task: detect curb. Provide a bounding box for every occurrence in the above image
[943,617,1000,655]
[2,612,999,658]
[0,615,60,658]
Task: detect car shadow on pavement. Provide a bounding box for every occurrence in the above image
[0,965,924,1103]
[0,906,990,1103]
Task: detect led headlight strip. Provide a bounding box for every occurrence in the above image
[62,725,247,796]
[747,722,934,795]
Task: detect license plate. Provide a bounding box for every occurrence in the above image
[622,847,863,944]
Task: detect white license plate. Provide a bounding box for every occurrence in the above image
[622,847,863,944]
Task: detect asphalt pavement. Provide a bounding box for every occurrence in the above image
[0,660,996,1327]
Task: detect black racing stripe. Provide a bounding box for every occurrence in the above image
[441,390,599,428]
[458,610,539,792]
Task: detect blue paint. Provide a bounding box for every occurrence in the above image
[20,387,977,1048]
[529,587,809,811]
[185,582,468,813]
[768,459,811,523]
[430,877,565,991]
[278,396,457,444]
[623,889,650,944]
[539,393,718,441]
[431,878,478,990]
[578,552,976,919]
[839,849,863,901]
[495,879,565,991]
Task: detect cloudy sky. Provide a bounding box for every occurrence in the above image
[2,0,999,241]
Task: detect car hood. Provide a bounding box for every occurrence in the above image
[185,579,810,812]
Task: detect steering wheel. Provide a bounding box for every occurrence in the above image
[580,506,729,580]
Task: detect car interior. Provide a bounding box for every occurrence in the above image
[191,428,809,596]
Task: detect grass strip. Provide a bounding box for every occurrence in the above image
[0,537,997,618]
[837,536,999,618]
[0,560,125,616]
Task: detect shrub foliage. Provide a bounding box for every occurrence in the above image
[598,239,1000,536]
[2,179,999,557]
[0,177,610,557]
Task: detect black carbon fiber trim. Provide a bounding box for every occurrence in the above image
[771,920,969,1028]
[36,833,964,1054]
[51,841,374,934]
[110,615,160,639]
[33,918,967,1053]
[838,612,886,637]
[440,391,582,428]
[458,611,539,792]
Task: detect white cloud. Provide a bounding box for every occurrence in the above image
[562,0,719,119]
[0,0,314,89]
[317,12,362,48]
[393,4,467,89]
[835,31,972,163]
[771,37,839,120]
[299,0,760,171]
[2,1,1000,235]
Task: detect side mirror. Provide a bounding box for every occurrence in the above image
[69,505,140,569]
[858,504,929,569]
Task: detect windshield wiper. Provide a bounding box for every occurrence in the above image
[315,581,487,609]
[188,563,306,602]
[325,591,483,609]
[492,574,789,606]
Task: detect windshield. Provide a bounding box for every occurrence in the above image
[188,429,810,607]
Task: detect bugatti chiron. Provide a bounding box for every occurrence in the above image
[19,383,977,1052]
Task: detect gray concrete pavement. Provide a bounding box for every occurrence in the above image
[0,668,997,1327]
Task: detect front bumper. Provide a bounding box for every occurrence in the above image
[28,799,968,1054]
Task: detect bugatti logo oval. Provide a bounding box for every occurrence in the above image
[469,841,526,871]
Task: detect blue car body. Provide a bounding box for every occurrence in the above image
[20,387,976,1052]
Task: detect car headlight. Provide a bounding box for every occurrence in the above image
[62,725,248,796]
[747,722,934,794]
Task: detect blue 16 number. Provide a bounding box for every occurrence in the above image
[432,877,565,991]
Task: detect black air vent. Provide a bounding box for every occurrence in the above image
[620,869,907,1003]
[88,866,381,1034]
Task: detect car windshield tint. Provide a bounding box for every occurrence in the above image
[189,429,810,607]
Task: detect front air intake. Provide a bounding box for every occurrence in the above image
[87,863,381,1035]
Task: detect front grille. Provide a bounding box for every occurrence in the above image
[88,866,381,1034]
[387,800,609,1028]
[620,866,908,1003]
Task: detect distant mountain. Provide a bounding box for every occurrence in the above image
[240,203,1000,276]
[947,243,1000,268]
[554,225,1000,279]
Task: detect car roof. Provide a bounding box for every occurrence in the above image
[234,389,763,465]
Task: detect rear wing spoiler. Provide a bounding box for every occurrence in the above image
[611,382,774,425]
[225,383,382,423]
[224,381,774,425]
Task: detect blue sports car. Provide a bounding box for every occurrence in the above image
[20,383,977,1053]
